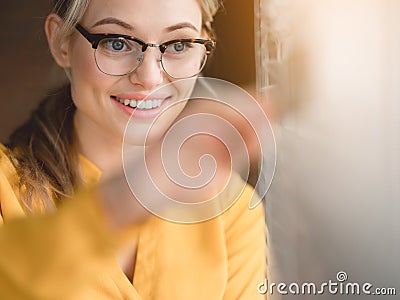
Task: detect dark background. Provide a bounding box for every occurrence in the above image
[0,0,255,143]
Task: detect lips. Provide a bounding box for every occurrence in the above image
[110,93,172,119]
[111,93,169,110]
[114,96,164,110]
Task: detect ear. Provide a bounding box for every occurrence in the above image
[45,13,71,68]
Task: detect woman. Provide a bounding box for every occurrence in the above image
[0,0,266,299]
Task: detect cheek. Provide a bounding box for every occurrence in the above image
[143,79,196,143]
[70,42,96,80]
[172,77,197,101]
[68,42,112,99]
[163,78,197,125]
[162,78,198,127]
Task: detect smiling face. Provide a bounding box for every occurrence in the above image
[58,0,204,148]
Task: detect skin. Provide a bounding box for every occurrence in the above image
[45,0,207,282]
[46,0,205,176]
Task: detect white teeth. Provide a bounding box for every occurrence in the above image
[145,101,153,109]
[153,100,160,108]
[129,100,137,108]
[137,101,146,109]
[115,97,163,110]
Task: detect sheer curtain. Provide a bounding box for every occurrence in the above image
[255,1,400,299]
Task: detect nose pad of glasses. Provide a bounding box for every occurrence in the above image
[137,54,144,64]
[135,53,161,65]
[132,53,145,73]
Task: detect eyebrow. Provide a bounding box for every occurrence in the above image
[92,18,134,30]
[164,22,200,33]
[92,18,199,33]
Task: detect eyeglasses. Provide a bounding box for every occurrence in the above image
[75,23,216,79]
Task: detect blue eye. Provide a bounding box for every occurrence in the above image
[101,38,130,52]
[166,42,195,55]
[110,40,125,51]
[173,43,185,52]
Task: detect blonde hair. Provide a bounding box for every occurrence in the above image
[53,0,89,37]
[8,0,223,213]
[52,0,222,39]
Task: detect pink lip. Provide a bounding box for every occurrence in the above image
[111,94,171,120]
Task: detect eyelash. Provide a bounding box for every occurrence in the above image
[101,39,131,52]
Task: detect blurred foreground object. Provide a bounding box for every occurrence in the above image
[255,0,400,298]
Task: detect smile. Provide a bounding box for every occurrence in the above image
[114,96,164,110]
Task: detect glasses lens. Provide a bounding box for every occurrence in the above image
[95,37,143,76]
[161,41,208,79]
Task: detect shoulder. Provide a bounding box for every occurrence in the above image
[219,173,266,233]
[0,144,19,186]
[218,175,267,299]
[0,144,25,220]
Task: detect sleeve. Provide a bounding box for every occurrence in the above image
[0,156,128,300]
[221,181,268,300]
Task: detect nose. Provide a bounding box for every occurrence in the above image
[128,48,164,90]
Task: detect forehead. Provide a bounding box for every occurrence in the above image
[81,0,202,32]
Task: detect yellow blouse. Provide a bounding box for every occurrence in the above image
[0,144,266,299]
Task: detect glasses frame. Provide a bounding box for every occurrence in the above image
[75,23,216,78]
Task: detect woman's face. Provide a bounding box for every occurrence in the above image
[66,0,204,145]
